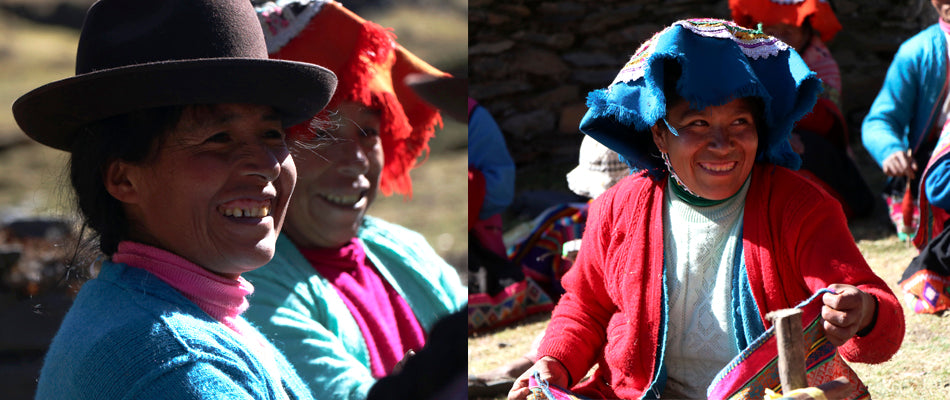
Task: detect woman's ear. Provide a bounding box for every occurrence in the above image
[651,123,668,153]
[104,160,139,204]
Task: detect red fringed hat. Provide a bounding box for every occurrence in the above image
[256,0,448,197]
[729,0,842,43]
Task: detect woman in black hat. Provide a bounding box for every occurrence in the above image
[13,0,336,398]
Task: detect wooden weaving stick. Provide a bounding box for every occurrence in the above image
[766,308,807,392]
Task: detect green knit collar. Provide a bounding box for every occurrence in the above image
[668,174,750,207]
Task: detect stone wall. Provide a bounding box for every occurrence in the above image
[470,0,939,193]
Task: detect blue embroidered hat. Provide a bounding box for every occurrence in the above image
[579,18,822,178]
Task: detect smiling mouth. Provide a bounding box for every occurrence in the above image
[217,199,272,218]
[699,161,738,172]
[320,191,367,208]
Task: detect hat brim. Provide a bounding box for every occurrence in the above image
[13,58,337,151]
[404,74,467,123]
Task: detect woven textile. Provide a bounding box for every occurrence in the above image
[900,211,950,314]
[467,278,554,334]
[509,203,589,300]
[912,120,950,249]
[885,193,921,242]
[706,289,869,400]
[526,371,590,400]
[900,270,950,314]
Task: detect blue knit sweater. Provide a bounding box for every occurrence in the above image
[35,261,314,400]
[862,23,948,166]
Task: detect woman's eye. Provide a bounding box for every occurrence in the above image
[732,117,751,125]
[205,132,230,143]
[263,129,286,140]
[359,127,380,137]
[688,119,708,127]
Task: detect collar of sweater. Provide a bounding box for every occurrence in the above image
[668,174,750,207]
[111,241,253,335]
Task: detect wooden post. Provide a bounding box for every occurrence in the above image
[767,308,807,392]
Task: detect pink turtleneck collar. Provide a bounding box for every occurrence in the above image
[111,241,254,336]
[941,18,950,35]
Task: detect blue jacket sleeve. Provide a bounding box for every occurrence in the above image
[468,106,515,219]
[927,157,950,210]
[862,25,947,167]
[862,40,920,166]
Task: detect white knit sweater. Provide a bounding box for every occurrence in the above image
[662,179,749,399]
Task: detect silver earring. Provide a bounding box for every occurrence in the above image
[661,151,698,197]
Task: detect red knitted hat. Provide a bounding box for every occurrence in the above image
[257,0,448,197]
[729,0,842,43]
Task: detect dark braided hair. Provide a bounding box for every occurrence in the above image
[68,106,182,256]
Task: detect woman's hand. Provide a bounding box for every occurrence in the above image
[882,149,916,178]
[507,356,569,400]
[821,284,877,346]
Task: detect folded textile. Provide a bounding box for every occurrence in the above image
[707,289,869,400]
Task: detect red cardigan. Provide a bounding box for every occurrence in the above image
[537,164,905,399]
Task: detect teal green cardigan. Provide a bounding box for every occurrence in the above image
[243,216,466,400]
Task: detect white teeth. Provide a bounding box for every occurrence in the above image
[220,205,270,218]
[702,162,735,172]
[324,193,361,206]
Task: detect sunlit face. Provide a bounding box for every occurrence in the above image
[283,101,384,249]
[115,104,296,278]
[762,23,808,51]
[934,0,950,23]
[651,97,759,200]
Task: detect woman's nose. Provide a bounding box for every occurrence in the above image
[241,141,283,182]
[707,126,733,151]
[335,139,370,176]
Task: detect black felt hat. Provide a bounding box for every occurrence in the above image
[12,0,337,151]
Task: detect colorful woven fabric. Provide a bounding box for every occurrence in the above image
[730,0,843,43]
[885,192,921,242]
[508,203,589,300]
[899,270,950,314]
[526,370,590,400]
[467,278,554,334]
[912,120,950,250]
[707,289,869,400]
[580,18,820,178]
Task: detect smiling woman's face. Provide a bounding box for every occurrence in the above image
[283,101,384,249]
[651,97,759,200]
[108,103,296,278]
[935,0,950,23]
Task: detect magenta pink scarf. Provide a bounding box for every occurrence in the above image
[112,241,254,336]
[299,239,425,378]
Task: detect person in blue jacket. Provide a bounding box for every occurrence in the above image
[13,0,337,398]
[862,1,950,238]
[898,118,950,315]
